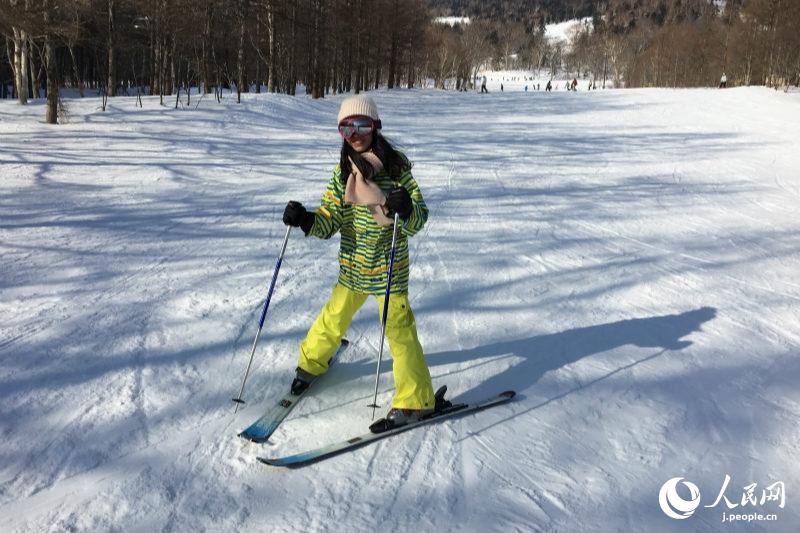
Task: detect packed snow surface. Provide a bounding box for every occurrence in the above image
[1,87,799,532]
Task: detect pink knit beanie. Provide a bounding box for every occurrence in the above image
[337,95,380,124]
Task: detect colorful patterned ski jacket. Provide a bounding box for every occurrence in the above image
[308,155,427,295]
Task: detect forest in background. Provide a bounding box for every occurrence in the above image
[430,0,799,90]
[1,0,798,124]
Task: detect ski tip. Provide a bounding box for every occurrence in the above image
[259,455,310,468]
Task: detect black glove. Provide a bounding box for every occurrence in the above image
[283,201,315,235]
[385,187,413,221]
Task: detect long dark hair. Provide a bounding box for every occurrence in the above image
[339,132,409,184]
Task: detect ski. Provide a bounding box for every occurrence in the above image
[258,389,516,467]
[238,339,349,443]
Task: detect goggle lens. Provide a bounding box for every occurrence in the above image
[338,117,375,139]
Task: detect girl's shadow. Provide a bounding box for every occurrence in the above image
[426,306,717,402]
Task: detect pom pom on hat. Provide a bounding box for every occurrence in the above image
[337,95,380,124]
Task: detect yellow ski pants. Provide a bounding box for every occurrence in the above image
[298,284,435,410]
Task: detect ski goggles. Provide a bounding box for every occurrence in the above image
[338,116,381,140]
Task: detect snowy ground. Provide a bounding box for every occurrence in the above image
[1,87,799,532]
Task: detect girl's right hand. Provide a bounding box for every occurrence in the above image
[283,201,308,226]
[283,201,315,234]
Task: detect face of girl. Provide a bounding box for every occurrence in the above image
[347,131,373,153]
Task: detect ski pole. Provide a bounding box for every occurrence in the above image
[233,225,292,412]
[368,213,401,420]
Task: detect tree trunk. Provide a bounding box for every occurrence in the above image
[765,0,781,87]
[203,4,212,93]
[387,0,398,89]
[252,8,261,93]
[159,35,167,104]
[154,36,161,96]
[14,29,29,104]
[289,1,297,95]
[406,39,414,89]
[29,38,41,99]
[107,0,116,97]
[170,34,176,95]
[374,36,382,90]
[344,26,352,92]
[44,3,58,123]
[163,34,169,97]
[67,45,84,97]
[319,0,327,97]
[267,0,275,93]
[355,0,364,93]
[3,37,10,99]
[332,46,339,94]
[387,36,397,89]
[311,0,324,98]
[149,20,156,95]
[237,0,246,102]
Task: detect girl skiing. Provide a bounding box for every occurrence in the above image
[282,94,435,426]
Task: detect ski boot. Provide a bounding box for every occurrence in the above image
[384,406,435,427]
[290,367,317,396]
[370,386,450,433]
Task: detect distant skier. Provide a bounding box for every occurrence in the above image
[282,95,435,427]
[480,75,488,93]
[719,72,727,89]
[546,80,552,92]
[571,78,578,91]
[500,83,504,92]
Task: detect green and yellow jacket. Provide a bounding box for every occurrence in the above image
[308,156,427,295]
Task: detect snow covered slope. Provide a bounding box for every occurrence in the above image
[1,87,799,532]
[544,17,592,43]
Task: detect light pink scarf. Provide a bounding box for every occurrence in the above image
[344,151,393,226]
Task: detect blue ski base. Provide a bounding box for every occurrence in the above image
[238,339,349,443]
